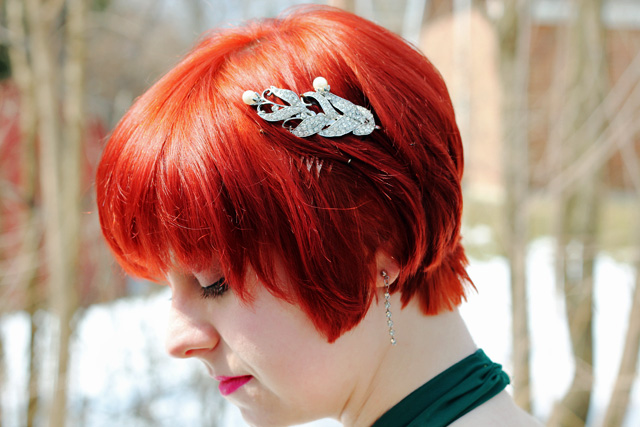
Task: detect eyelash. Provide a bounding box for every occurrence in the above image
[200,277,229,300]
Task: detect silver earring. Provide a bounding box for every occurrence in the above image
[381,270,397,345]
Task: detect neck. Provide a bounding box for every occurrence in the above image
[340,299,477,427]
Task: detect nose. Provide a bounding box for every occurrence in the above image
[165,304,220,358]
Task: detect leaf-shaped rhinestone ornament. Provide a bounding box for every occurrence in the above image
[242,77,376,138]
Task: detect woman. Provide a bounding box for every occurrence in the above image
[96,5,540,427]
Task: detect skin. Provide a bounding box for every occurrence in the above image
[165,252,541,427]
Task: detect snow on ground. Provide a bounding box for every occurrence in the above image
[1,238,638,426]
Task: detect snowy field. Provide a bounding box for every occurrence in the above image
[1,238,638,426]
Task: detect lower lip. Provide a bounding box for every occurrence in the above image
[216,375,253,396]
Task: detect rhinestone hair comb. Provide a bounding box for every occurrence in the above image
[242,77,377,138]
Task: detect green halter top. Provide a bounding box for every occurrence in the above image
[371,349,510,427]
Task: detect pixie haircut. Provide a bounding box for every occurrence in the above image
[96,5,471,342]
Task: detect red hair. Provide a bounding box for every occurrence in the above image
[96,5,471,342]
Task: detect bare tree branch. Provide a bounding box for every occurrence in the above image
[538,47,640,188]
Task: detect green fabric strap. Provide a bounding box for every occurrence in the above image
[371,349,510,427]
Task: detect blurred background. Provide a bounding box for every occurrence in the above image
[1,0,639,426]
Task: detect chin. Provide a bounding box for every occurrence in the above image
[240,413,290,427]
[239,407,314,427]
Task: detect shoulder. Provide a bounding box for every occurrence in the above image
[448,391,542,427]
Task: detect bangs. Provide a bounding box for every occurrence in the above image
[99,80,286,285]
[96,86,243,281]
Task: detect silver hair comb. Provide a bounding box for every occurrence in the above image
[242,77,376,138]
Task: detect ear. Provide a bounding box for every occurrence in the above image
[374,250,400,289]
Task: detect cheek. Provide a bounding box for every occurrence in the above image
[231,305,321,360]
[226,298,338,385]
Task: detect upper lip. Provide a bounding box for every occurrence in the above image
[203,362,249,381]
[204,363,222,379]
[215,375,251,382]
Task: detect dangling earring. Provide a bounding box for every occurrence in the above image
[381,270,397,345]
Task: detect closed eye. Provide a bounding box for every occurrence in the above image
[201,277,229,300]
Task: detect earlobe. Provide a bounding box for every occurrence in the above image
[374,250,400,288]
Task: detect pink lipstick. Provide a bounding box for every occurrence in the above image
[215,375,252,396]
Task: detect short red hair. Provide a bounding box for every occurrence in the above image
[96,5,471,342]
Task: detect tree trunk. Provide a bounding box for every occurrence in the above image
[23,0,86,425]
[603,244,640,426]
[603,131,640,426]
[548,0,608,425]
[23,0,65,424]
[496,0,532,412]
[53,0,86,424]
[6,0,43,425]
[327,0,356,12]
[402,0,430,45]
[0,314,3,422]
